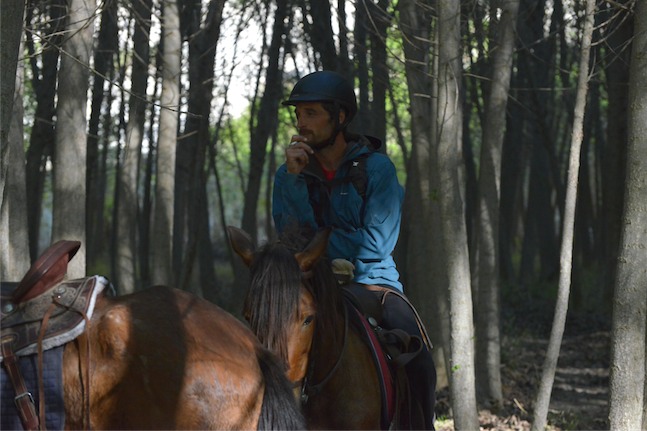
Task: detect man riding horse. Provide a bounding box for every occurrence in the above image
[272,70,437,430]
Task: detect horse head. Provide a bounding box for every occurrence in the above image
[227,226,333,385]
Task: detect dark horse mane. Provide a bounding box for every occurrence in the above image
[243,227,342,367]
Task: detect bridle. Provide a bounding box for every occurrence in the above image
[296,273,349,405]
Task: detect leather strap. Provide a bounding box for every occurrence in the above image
[37,301,59,430]
[1,339,40,430]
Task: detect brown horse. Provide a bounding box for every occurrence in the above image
[2,241,304,430]
[228,226,385,429]
[61,285,304,429]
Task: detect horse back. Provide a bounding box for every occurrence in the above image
[63,286,265,430]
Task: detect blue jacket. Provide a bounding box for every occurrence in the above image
[273,136,404,291]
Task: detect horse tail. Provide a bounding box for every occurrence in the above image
[256,347,305,430]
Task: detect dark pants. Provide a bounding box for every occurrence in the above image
[379,289,437,430]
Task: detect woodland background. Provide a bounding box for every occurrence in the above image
[1,0,645,429]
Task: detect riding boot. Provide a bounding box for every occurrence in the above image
[379,289,437,430]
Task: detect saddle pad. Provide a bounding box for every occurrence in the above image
[346,301,395,428]
[1,275,108,360]
[0,345,65,430]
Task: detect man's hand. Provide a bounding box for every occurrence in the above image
[285,135,314,174]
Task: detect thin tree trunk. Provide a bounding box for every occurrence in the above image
[302,0,338,70]
[25,0,65,261]
[608,0,647,427]
[437,0,479,428]
[600,0,631,309]
[139,79,160,289]
[177,0,225,293]
[1,0,28,279]
[0,0,23,148]
[367,0,390,145]
[531,0,595,428]
[116,0,152,293]
[474,0,519,406]
[397,0,450,391]
[52,0,96,278]
[517,0,561,285]
[241,0,288,243]
[87,0,118,266]
[354,0,370,132]
[151,0,181,286]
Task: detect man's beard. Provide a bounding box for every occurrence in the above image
[299,129,330,150]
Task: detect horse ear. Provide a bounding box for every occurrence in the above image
[295,228,332,272]
[227,226,255,267]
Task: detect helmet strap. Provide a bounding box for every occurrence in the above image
[318,101,345,151]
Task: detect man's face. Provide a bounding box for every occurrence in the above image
[294,102,337,149]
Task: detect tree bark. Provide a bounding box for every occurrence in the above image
[25,0,65,261]
[397,0,451,390]
[601,0,631,309]
[437,0,479,428]
[0,0,28,279]
[151,0,182,286]
[52,0,96,278]
[116,0,153,293]
[235,0,290,312]
[531,0,595,429]
[302,0,338,70]
[517,0,560,285]
[241,0,289,243]
[371,0,390,145]
[608,0,647,427]
[176,0,225,293]
[86,0,118,267]
[474,0,519,406]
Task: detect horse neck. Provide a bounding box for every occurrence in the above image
[309,285,348,383]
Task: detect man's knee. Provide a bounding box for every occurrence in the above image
[380,292,423,339]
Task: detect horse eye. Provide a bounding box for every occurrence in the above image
[303,315,314,326]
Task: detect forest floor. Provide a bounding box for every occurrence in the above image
[434,297,611,431]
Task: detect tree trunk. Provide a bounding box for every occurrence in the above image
[354,0,370,133]
[368,0,390,145]
[86,0,118,267]
[116,0,153,293]
[517,0,560,285]
[608,0,647,427]
[236,0,290,312]
[437,0,479,428]
[474,0,519,407]
[241,0,289,243]
[176,0,225,293]
[397,0,451,390]
[302,0,338,70]
[139,79,160,288]
[25,0,65,261]
[0,0,28,279]
[151,0,181,286]
[600,0,631,309]
[52,0,96,278]
[531,0,595,428]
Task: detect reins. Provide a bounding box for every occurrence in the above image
[299,294,349,405]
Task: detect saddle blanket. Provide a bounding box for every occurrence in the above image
[0,275,110,429]
[0,345,65,430]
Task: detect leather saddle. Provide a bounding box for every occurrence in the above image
[1,240,107,359]
[342,283,431,429]
[1,240,108,430]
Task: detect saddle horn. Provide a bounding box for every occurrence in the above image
[12,240,81,304]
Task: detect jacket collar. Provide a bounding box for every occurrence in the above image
[302,136,372,180]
